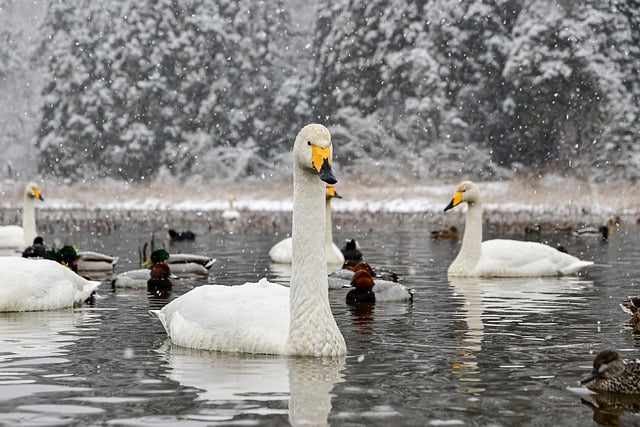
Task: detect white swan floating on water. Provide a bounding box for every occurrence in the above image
[444,180,593,277]
[0,257,101,312]
[269,184,345,266]
[151,124,347,357]
[0,182,44,253]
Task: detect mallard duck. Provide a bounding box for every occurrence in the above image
[0,256,100,311]
[444,181,593,277]
[0,182,44,253]
[581,349,640,394]
[151,124,346,356]
[572,225,610,240]
[269,185,345,266]
[76,250,119,274]
[141,240,215,277]
[113,248,173,290]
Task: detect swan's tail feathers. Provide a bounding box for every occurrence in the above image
[204,258,216,270]
[560,260,594,275]
[149,309,169,334]
[78,280,101,304]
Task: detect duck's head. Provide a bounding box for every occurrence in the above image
[26,182,44,201]
[444,181,479,212]
[351,270,375,292]
[353,261,374,276]
[145,248,170,266]
[294,124,337,185]
[326,185,342,200]
[581,349,626,385]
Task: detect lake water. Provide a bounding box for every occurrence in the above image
[2,211,640,426]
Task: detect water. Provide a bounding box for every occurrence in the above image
[1,215,640,426]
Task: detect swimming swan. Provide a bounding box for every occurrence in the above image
[151,124,347,356]
[0,182,44,252]
[269,185,345,265]
[0,257,101,312]
[444,181,593,277]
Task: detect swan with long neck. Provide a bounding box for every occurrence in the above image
[268,185,344,266]
[152,124,346,356]
[444,181,593,277]
[0,182,44,252]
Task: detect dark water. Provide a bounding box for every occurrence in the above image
[2,216,640,426]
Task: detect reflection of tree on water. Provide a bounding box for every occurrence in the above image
[157,343,345,426]
[449,278,485,395]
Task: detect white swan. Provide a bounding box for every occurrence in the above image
[0,257,101,312]
[444,181,593,277]
[151,123,347,356]
[221,196,240,222]
[0,182,44,253]
[269,185,345,266]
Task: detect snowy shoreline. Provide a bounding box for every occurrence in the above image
[1,176,637,230]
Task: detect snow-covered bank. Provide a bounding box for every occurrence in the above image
[0,176,637,230]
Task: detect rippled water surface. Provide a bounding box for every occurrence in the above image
[2,216,640,426]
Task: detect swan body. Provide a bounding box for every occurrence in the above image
[445,181,593,277]
[0,182,44,252]
[152,123,346,356]
[222,196,240,222]
[269,185,345,266]
[0,257,100,312]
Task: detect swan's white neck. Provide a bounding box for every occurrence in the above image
[448,201,483,276]
[324,197,334,253]
[288,165,345,356]
[22,192,37,246]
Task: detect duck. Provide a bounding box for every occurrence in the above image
[341,239,363,263]
[572,225,610,241]
[150,123,347,356]
[22,236,47,258]
[167,229,196,242]
[0,256,101,312]
[142,240,215,277]
[112,248,173,289]
[620,295,640,332]
[345,263,414,302]
[430,226,459,240]
[269,184,345,266]
[581,349,640,394]
[444,181,593,277]
[147,250,173,293]
[75,250,119,274]
[329,260,400,286]
[0,182,44,253]
[221,196,241,222]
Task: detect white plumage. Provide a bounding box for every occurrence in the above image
[269,185,344,266]
[0,182,43,253]
[445,181,593,277]
[0,257,101,312]
[152,124,347,356]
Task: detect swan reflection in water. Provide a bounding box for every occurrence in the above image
[449,276,593,395]
[156,342,345,426]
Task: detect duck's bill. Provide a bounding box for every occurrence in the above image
[318,158,337,184]
[580,370,597,385]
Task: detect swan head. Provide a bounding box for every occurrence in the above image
[326,185,342,200]
[25,182,44,201]
[444,180,479,211]
[294,124,337,184]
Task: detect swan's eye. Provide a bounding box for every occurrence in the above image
[307,141,311,146]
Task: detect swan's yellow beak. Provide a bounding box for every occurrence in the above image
[312,145,337,184]
[32,187,44,201]
[444,191,463,212]
[326,185,342,199]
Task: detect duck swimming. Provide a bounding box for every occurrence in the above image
[151,124,346,356]
[444,181,593,277]
[341,239,363,263]
[620,295,640,332]
[113,249,173,290]
[345,263,414,302]
[22,236,47,258]
[0,182,44,253]
[581,349,640,394]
